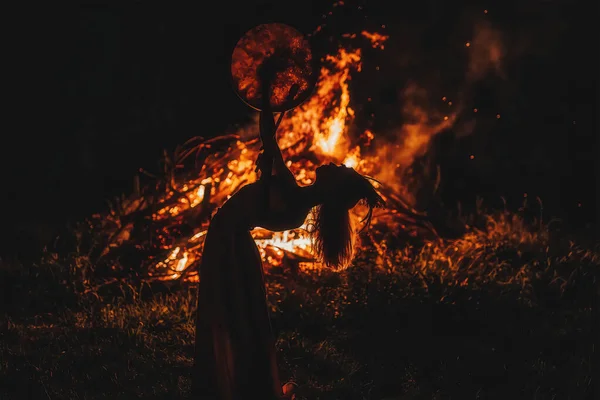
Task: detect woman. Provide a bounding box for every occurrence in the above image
[193,67,384,399]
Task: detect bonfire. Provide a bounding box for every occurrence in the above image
[70,28,548,294]
[68,31,424,282]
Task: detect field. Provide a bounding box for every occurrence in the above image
[1,210,598,400]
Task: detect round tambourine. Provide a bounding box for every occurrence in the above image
[230,23,318,112]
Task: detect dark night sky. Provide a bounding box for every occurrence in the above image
[3,0,598,256]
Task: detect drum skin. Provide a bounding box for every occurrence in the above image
[230,23,318,112]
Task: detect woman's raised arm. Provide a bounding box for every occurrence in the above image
[257,75,297,182]
[258,111,291,179]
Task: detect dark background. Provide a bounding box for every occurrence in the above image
[3,0,598,257]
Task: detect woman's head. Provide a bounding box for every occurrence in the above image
[309,163,385,270]
[314,162,385,213]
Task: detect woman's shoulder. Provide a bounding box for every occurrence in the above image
[232,181,261,197]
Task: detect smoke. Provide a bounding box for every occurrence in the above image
[466,22,506,82]
[367,19,510,205]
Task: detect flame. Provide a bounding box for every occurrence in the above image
[255,226,313,256]
[277,48,362,164]
[155,246,191,280]
[360,31,389,50]
[342,146,361,168]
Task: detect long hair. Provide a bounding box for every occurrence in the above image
[307,166,385,270]
[308,202,355,270]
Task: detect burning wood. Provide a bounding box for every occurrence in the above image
[90,31,447,282]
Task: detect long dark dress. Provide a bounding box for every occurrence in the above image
[193,177,309,399]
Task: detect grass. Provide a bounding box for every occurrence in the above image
[1,210,598,399]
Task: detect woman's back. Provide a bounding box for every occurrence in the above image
[214,177,311,233]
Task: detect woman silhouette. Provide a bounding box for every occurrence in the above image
[193,64,384,399]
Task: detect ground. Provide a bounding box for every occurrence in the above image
[1,211,597,399]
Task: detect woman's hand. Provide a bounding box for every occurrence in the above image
[254,148,271,177]
[258,50,290,86]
